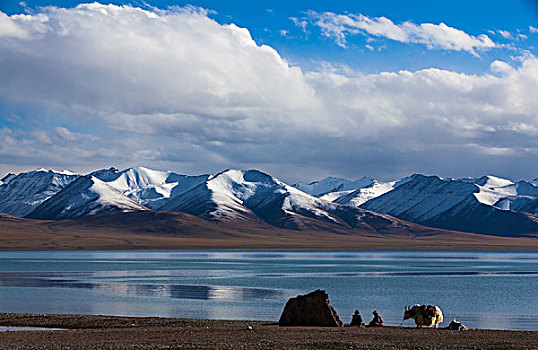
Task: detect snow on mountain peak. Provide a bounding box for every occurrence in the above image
[159,169,274,220]
[335,180,397,207]
[209,169,275,200]
[160,168,351,226]
[474,175,514,189]
[90,167,120,181]
[360,174,538,234]
[361,175,478,221]
[104,167,171,192]
[87,176,148,213]
[27,175,148,220]
[0,169,80,217]
[203,169,276,218]
[278,182,343,223]
[34,168,78,176]
[470,175,537,211]
[294,176,374,197]
[472,178,538,214]
[0,173,16,185]
[91,166,209,209]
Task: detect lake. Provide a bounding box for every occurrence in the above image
[1,250,538,330]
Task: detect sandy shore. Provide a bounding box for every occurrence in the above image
[0,313,537,349]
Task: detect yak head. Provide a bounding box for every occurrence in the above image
[403,305,414,320]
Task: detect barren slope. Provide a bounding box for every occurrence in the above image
[1,211,538,250]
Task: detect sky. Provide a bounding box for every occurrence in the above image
[0,0,537,182]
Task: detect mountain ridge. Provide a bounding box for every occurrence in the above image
[1,167,536,237]
[360,174,537,236]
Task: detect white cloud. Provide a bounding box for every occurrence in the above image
[490,60,514,75]
[0,3,537,181]
[530,26,538,34]
[497,30,512,39]
[306,11,496,55]
[290,16,308,33]
[0,11,31,38]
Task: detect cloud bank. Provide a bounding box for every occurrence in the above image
[305,11,496,55]
[0,3,536,181]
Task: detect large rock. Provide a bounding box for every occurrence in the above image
[278,289,343,327]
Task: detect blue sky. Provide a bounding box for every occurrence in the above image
[3,0,537,73]
[0,0,537,181]
[202,0,537,74]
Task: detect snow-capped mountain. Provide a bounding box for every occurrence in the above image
[91,167,209,209]
[294,176,374,199]
[335,177,413,207]
[475,178,538,215]
[27,176,147,220]
[297,173,537,234]
[160,169,266,221]
[448,175,537,214]
[0,169,79,217]
[360,174,538,235]
[161,169,398,230]
[1,166,536,236]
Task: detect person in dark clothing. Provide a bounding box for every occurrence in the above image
[349,310,363,326]
[368,310,384,327]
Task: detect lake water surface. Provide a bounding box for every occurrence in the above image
[1,250,538,330]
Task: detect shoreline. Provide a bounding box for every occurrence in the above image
[2,211,538,251]
[3,246,538,250]
[4,235,538,250]
[1,313,537,349]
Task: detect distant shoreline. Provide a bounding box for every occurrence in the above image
[3,246,538,250]
[2,210,538,251]
[1,313,537,349]
[2,214,538,251]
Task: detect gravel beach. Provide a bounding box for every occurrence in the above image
[1,313,537,349]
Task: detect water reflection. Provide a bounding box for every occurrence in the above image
[0,327,66,332]
[0,272,282,301]
[258,270,538,278]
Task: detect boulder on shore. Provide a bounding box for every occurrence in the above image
[278,289,343,327]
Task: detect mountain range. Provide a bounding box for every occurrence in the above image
[1,167,537,238]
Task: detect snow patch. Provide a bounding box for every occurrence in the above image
[337,180,397,207]
[35,168,78,176]
[474,175,514,189]
[294,176,374,197]
[88,176,146,212]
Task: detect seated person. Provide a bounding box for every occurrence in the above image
[368,310,383,327]
[350,310,363,326]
